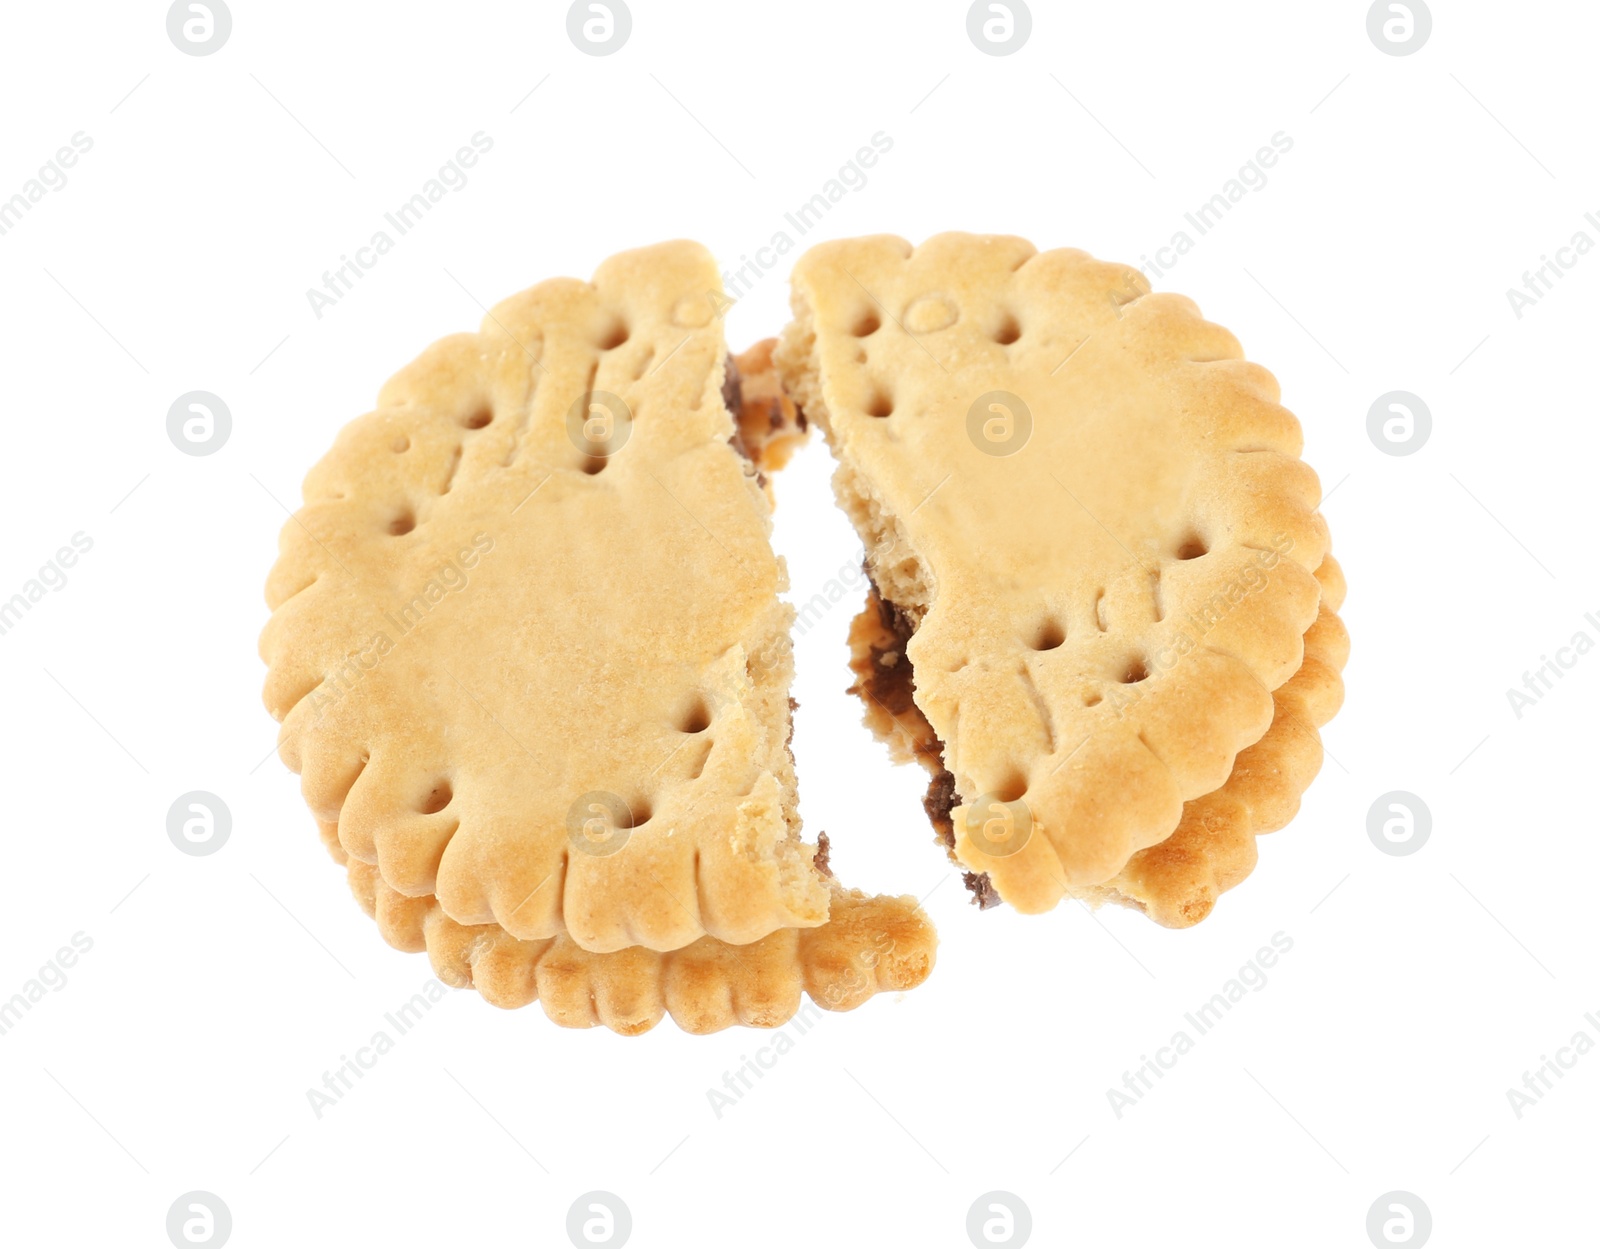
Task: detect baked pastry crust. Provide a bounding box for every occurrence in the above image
[781,233,1335,913]
[318,819,935,1035]
[262,243,831,953]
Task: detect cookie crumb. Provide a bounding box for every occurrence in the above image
[963,871,1001,909]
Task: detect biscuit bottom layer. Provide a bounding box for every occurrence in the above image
[324,822,935,1035]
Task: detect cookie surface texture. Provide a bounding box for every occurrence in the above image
[779,233,1335,913]
[262,242,831,953]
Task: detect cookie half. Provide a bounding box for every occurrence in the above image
[263,243,835,954]
[779,233,1337,915]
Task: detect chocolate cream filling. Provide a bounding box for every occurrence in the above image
[726,346,993,907]
[849,580,1000,909]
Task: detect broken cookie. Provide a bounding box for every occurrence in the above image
[781,232,1343,923]
[260,243,935,987]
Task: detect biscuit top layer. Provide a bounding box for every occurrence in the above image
[261,241,828,953]
[778,233,1330,905]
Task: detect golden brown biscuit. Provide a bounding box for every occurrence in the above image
[262,242,835,954]
[781,233,1338,916]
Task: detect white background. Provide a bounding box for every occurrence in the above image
[1,2,1595,1246]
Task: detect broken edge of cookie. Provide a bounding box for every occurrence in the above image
[844,580,1003,909]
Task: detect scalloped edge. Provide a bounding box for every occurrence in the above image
[323,828,936,1035]
[1078,553,1347,925]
